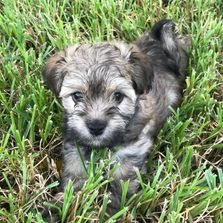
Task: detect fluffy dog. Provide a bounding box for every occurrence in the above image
[42,19,190,221]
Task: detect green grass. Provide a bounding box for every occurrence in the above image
[0,0,223,222]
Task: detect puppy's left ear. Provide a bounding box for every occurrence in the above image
[128,50,154,94]
[42,51,66,96]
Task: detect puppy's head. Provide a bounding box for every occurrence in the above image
[43,42,153,147]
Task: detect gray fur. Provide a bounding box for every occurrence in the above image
[42,19,190,221]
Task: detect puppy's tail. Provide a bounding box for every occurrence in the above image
[135,19,191,76]
[151,20,180,62]
[151,19,190,75]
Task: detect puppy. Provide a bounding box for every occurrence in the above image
[42,19,190,221]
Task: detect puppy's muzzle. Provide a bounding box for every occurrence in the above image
[86,119,107,136]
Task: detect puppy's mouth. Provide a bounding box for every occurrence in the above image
[88,137,108,147]
[86,131,124,148]
[73,127,125,148]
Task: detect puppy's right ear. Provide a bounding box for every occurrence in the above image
[42,51,66,96]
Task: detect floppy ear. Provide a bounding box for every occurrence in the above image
[42,51,66,96]
[113,42,154,95]
[129,50,154,94]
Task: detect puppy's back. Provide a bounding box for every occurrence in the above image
[134,20,191,135]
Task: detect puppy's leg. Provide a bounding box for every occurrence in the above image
[41,192,64,223]
[125,94,156,141]
[62,141,87,191]
[107,134,153,215]
[42,141,88,222]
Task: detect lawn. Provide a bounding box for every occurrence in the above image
[0,0,223,222]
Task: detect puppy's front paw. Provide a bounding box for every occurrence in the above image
[41,192,63,223]
[42,208,61,223]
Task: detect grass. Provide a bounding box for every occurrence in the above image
[0,0,223,222]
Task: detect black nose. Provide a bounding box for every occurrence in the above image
[86,119,107,136]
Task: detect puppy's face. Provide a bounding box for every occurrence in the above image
[43,42,153,147]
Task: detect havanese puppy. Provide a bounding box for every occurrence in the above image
[42,19,190,221]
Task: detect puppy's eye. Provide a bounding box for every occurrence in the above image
[71,91,83,102]
[113,92,124,104]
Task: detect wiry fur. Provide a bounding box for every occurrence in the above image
[42,19,190,221]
